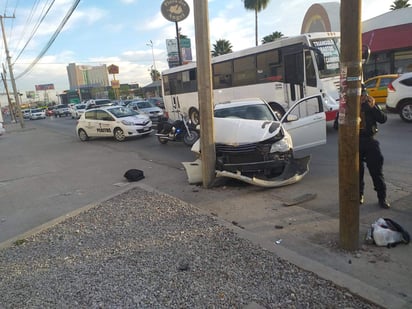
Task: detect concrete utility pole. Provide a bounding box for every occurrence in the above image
[193,0,216,188]
[0,15,24,128]
[1,70,16,122]
[339,0,362,250]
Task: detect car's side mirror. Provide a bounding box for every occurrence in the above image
[286,114,299,122]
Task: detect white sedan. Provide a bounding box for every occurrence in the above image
[76,106,153,142]
[29,108,46,120]
[183,95,326,187]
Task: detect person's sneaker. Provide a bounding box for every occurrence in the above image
[360,195,364,204]
[379,199,390,209]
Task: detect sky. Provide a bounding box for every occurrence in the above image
[0,0,397,104]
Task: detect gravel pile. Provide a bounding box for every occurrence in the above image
[0,187,381,308]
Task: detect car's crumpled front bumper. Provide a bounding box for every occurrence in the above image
[182,155,311,188]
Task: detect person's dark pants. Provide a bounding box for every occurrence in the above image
[359,137,386,200]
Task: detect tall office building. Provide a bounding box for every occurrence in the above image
[66,63,110,90]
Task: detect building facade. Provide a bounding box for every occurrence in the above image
[301,3,412,79]
[66,63,110,90]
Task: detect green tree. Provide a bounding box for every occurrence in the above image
[150,68,160,82]
[211,39,233,57]
[242,0,271,46]
[261,31,284,44]
[390,0,410,9]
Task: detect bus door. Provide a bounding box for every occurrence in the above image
[283,45,305,107]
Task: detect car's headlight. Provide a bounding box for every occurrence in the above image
[270,134,292,153]
[121,120,133,126]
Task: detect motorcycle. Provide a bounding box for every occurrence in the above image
[155,111,199,146]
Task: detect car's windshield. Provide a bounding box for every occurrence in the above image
[108,106,138,118]
[76,104,86,110]
[31,109,42,113]
[214,104,277,121]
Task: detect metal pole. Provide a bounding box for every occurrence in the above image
[0,16,24,128]
[175,21,182,65]
[339,0,362,250]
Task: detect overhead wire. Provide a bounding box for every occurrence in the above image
[15,0,81,80]
[13,0,56,64]
[10,0,42,58]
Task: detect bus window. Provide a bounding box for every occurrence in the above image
[213,61,233,89]
[182,69,197,93]
[163,75,170,95]
[257,50,282,83]
[305,51,317,87]
[233,55,256,86]
[168,72,183,95]
[284,52,304,85]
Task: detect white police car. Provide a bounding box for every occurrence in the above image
[76,105,153,142]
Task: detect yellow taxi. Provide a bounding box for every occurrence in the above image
[364,74,399,104]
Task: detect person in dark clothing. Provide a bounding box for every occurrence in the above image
[359,85,390,208]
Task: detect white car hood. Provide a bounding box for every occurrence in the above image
[214,117,281,144]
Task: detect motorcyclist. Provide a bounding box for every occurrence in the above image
[359,84,390,208]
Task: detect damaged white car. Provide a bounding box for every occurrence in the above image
[183,95,326,187]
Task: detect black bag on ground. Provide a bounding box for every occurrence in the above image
[124,169,145,182]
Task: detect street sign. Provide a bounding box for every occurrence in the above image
[161,0,190,22]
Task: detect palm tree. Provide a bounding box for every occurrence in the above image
[150,68,160,82]
[242,0,271,46]
[261,31,284,44]
[390,0,410,9]
[211,39,233,57]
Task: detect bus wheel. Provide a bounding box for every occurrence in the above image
[189,107,200,125]
[268,102,285,119]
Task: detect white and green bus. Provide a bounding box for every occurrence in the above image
[161,32,341,123]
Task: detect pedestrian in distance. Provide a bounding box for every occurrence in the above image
[359,84,390,208]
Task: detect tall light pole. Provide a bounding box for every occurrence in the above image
[147,40,159,96]
[147,40,157,72]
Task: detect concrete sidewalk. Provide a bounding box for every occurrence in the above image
[1,120,411,308]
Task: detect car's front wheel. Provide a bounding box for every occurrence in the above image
[399,101,412,123]
[78,129,89,141]
[114,128,126,141]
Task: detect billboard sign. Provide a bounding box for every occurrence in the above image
[35,84,55,91]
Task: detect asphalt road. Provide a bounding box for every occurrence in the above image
[1,113,411,244]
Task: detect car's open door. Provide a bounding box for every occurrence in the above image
[280,94,326,151]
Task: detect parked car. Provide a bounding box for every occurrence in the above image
[85,99,112,110]
[71,104,86,119]
[45,106,55,117]
[22,109,31,119]
[76,105,153,142]
[147,97,165,109]
[364,74,399,104]
[29,108,46,120]
[127,100,164,123]
[183,95,326,187]
[386,72,412,122]
[54,104,71,117]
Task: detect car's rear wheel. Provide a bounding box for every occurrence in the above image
[399,101,412,123]
[114,128,126,141]
[78,129,89,141]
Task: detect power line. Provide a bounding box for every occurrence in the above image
[15,0,81,80]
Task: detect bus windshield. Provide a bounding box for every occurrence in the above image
[310,37,340,79]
